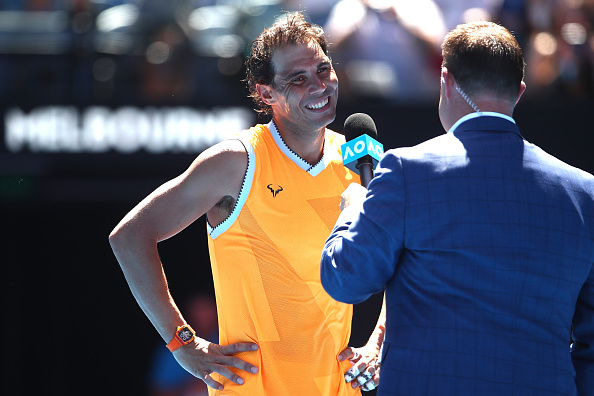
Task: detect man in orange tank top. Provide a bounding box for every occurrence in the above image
[109,12,384,395]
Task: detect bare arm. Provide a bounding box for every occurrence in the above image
[109,139,258,390]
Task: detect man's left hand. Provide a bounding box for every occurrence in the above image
[338,346,380,391]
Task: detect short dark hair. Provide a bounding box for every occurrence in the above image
[245,12,330,115]
[441,21,525,101]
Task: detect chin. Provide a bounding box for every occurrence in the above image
[317,113,336,130]
[322,103,338,124]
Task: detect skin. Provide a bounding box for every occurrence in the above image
[438,67,526,131]
[109,139,252,391]
[109,39,376,391]
[256,40,339,164]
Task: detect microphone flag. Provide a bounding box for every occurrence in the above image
[341,134,384,174]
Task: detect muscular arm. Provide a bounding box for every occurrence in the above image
[109,139,258,389]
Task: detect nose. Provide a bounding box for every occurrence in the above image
[308,74,327,94]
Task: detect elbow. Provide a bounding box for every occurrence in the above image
[108,223,129,254]
[109,220,158,258]
[322,281,368,305]
[321,263,362,305]
[108,228,121,254]
[321,255,376,305]
[108,228,117,245]
[322,285,349,304]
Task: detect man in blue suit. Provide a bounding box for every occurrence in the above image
[321,21,594,395]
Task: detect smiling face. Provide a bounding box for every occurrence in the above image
[257,40,339,134]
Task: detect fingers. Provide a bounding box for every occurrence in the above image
[210,363,249,387]
[217,342,260,375]
[356,367,374,386]
[202,373,224,391]
[223,354,260,376]
[360,375,379,392]
[344,358,379,392]
[175,340,259,391]
[350,367,378,391]
[344,361,367,382]
[337,347,360,362]
[199,362,251,390]
[219,342,259,355]
[340,183,368,210]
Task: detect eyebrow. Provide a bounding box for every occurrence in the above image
[279,60,332,82]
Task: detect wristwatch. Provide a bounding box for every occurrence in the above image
[166,325,196,352]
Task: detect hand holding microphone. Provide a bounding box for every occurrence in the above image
[337,114,385,391]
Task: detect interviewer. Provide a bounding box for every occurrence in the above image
[321,21,594,396]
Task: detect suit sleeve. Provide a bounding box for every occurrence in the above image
[572,260,594,396]
[320,151,406,303]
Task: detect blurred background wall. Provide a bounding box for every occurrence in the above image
[1,0,593,395]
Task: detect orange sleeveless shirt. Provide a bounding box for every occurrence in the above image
[207,122,361,395]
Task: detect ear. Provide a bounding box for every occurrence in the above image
[441,67,455,100]
[515,81,526,105]
[256,83,276,106]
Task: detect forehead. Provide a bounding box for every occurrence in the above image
[271,41,329,77]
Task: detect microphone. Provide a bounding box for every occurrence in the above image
[341,113,384,188]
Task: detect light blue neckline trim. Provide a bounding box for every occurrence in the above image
[269,121,330,177]
[207,138,255,240]
[448,112,516,134]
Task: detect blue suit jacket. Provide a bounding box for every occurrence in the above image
[321,114,594,395]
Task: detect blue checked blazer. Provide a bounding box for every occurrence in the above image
[321,113,594,395]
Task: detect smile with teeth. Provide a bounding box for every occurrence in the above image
[306,97,329,110]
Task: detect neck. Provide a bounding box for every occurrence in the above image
[272,117,326,165]
[451,97,515,126]
[472,98,515,117]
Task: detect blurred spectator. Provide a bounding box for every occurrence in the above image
[0,0,592,109]
[324,0,445,104]
[283,0,337,26]
[147,293,218,396]
[522,0,594,102]
[138,23,197,105]
[434,0,505,31]
[497,0,531,48]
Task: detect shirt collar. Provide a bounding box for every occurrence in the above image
[268,120,329,176]
[448,112,516,134]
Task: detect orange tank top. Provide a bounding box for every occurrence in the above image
[207,122,361,395]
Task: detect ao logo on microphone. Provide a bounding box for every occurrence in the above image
[341,134,384,173]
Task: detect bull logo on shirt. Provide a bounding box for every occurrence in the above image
[267,184,283,197]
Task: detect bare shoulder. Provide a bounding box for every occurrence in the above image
[184,139,248,226]
[109,139,248,242]
[190,138,247,173]
[184,139,247,193]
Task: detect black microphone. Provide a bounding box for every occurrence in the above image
[342,113,383,188]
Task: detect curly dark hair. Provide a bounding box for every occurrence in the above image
[244,12,330,115]
[442,21,525,101]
